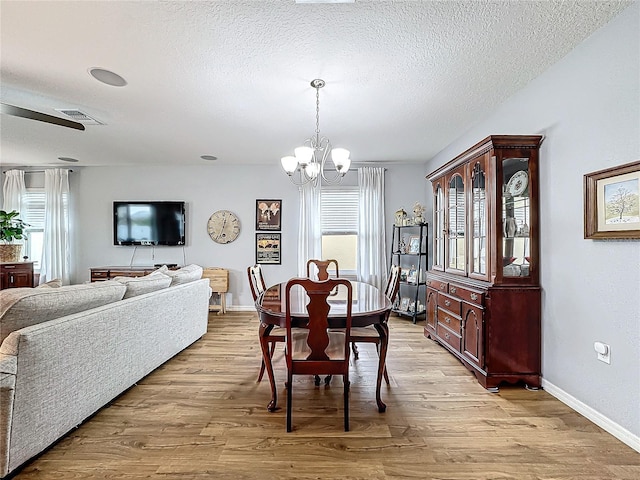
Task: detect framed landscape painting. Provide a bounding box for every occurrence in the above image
[584,160,640,239]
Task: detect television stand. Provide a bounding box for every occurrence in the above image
[90,265,180,282]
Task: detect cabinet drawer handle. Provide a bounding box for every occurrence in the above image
[4,266,16,269]
[444,300,451,307]
[440,283,446,290]
[471,293,478,301]
[444,332,450,340]
[445,316,451,324]
[450,286,456,294]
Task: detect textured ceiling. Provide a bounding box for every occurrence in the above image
[0,0,632,168]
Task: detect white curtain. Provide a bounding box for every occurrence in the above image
[297,182,322,277]
[2,169,26,214]
[357,167,387,289]
[40,169,70,284]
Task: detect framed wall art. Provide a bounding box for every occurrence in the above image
[399,297,410,311]
[256,233,281,264]
[584,160,640,239]
[256,199,282,231]
[407,235,421,254]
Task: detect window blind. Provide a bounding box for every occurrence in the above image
[321,186,359,234]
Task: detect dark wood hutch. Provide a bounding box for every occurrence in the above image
[424,135,543,390]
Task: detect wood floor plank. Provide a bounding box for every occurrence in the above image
[12,311,639,479]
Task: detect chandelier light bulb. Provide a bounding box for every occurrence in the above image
[294,146,313,167]
[304,162,320,179]
[331,147,350,171]
[281,156,299,174]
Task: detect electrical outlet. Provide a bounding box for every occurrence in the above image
[594,341,611,364]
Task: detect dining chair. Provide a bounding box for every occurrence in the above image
[349,264,401,385]
[247,264,285,382]
[284,277,353,432]
[306,258,340,385]
[306,259,339,281]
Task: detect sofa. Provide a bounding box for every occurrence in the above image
[0,265,211,478]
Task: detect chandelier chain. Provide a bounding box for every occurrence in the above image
[315,85,321,140]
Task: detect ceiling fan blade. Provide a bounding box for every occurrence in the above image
[1,103,85,131]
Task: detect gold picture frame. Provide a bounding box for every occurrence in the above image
[584,160,640,239]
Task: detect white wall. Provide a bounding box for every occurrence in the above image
[424,4,639,446]
[72,162,427,308]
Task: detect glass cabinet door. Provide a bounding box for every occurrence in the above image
[447,170,466,272]
[470,159,488,279]
[433,182,445,270]
[502,156,531,278]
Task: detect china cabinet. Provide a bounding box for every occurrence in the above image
[390,223,428,323]
[425,135,543,390]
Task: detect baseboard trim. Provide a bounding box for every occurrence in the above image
[541,378,640,453]
[226,306,257,312]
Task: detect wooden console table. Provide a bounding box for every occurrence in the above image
[90,265,179,282]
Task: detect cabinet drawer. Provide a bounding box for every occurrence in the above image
[449,283,484,306]
[110,269,148,278]
[437,308,461,335]
[427,278,448,292]
[437,323,461,352]
[91,270,109,280]
[437,292,461,316]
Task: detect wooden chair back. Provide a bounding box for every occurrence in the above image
[284,277,352,431]
[247,264,266,302]
[306,259,339,281]
[384,264,402,304]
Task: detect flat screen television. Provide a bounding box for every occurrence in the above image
[113,201,185,246]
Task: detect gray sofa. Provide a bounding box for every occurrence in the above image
[0,270,211,478]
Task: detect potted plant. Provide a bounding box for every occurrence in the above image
[0,209,27,262]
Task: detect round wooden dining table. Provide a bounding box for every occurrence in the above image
[256,280,392,413]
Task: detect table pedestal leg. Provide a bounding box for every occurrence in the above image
[259,322,278,411]
[374,322,388,413]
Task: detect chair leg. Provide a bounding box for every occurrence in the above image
[257,341,277,382]
[376,343,391,385]
[351,341,359,359]
[314,375,321,386]
[286,373,293,432]
[344,378,350,432]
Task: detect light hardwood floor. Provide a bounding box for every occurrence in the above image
[13,312,639,479]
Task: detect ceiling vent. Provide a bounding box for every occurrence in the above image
[55,109,104,125]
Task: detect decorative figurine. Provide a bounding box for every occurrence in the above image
[413,202,426,225]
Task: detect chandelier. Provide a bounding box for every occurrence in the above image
[280,79,351,186]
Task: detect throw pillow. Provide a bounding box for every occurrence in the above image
[165,264,203,286]
[35,278,63,289]
[113,272,172,298]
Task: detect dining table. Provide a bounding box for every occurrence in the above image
[256,279,392,413]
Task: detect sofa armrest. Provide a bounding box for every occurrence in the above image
[0,354,16,478]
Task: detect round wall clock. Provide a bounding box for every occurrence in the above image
[506,170,529,196]
[207,210,241,244]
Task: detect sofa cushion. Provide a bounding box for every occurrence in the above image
[35,278,62,289]
[0,281,126,344]
[165,264,203,286]
[113,273,172,298]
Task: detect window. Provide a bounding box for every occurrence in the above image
[22,189,68,272]
[321,186,359,278]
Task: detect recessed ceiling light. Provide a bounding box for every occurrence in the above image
[58,157,79,163]
[200,155,218,161]
[88,67,127,87]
